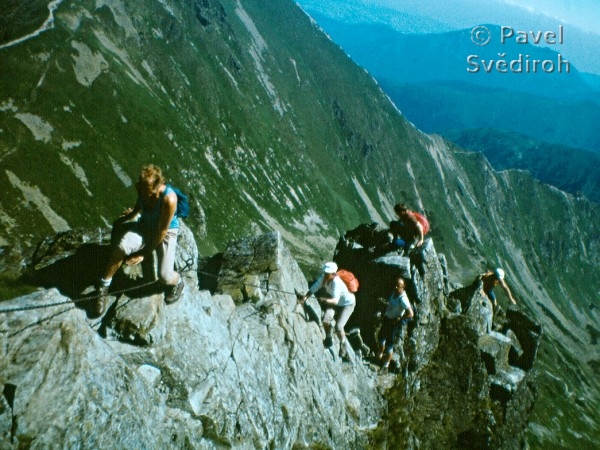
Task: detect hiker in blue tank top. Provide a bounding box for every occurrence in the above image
[94,164,184,317]
[377,277,414,371]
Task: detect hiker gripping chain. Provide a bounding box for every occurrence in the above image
[300,262,357,361]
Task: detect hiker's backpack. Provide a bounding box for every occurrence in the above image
[413,212,430,235]
[167,185,190,219]
[337,269,359,293]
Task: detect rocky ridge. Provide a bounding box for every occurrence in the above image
[0,223,540,448]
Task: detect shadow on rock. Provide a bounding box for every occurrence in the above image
[29,243,110,297]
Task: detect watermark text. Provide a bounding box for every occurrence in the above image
[467,25,570,74]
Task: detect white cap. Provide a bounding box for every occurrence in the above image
[322,262,338,274]
[494,268,505,280]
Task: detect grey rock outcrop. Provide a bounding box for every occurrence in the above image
[0,223,541,449]
[0,227,384,449]
[333,225,447,371]
[216,231,307,305]
[333,223,541,449]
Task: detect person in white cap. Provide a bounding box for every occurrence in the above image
[478,268,517,308]
[299,262,356,358]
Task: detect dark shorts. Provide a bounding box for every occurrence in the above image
[378,315,412,353]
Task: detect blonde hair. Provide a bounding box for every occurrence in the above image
[138,164,165,190]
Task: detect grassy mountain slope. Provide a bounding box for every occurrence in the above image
[0,0,599,447]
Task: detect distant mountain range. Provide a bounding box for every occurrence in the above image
[297,12,600,206]
[298,0,600,75]
[445,128,600,204]
[313,19,599,102]
[379,79,600,156]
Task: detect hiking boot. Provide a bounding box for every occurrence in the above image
[94,285,109,317]
[323,336,333,349]
[339,346,351,363]
[164,279,184,304]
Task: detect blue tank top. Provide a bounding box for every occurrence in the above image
[136,186,179,238]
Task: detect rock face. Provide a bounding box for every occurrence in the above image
[0,224,541,448]
[216,231,307,305]
[334,223,541,449]
[0,227,383,449]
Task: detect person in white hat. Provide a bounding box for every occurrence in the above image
[478,267,517,308]
[299,262,356,358]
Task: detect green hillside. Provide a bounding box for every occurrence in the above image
[0,0,599,447]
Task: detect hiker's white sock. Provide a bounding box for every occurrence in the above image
[99,278,112,287]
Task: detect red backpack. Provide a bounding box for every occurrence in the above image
[413,212,430,235]
[336,269,359,293]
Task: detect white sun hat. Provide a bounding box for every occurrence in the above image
[322,262,338,274]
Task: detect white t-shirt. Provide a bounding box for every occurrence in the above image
[384,291,411,319]
[309,274,356,307]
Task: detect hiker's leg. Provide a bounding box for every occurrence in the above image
[382,320,399,368]
[102,231,144,282]
[322,308,335,338]
[101,248,126,281]
[377,317,392,358]
[157,228,180,286]
[335,304,355,355]
[486,290,497,308]
[377,340,386,360]
[383,348,394,366]
[94,230,143,317]
[322,307,335,348]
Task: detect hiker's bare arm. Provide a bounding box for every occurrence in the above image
[415,221,424,246]
[395,304,414,322]
[116,206,141,223]
[319,297,337,305]
[124,194,176,265]
[125,254,144,266]
[500,280,517,304]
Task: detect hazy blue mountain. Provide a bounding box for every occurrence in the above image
[0,0,599,447]
[379,79,600,156]
[308,15,600,104]
[298,0,600,75]
[445,128,600,204]
[294,13,600,203]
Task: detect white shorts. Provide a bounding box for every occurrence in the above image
[118,230,145,255]
[117,227,180,286]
